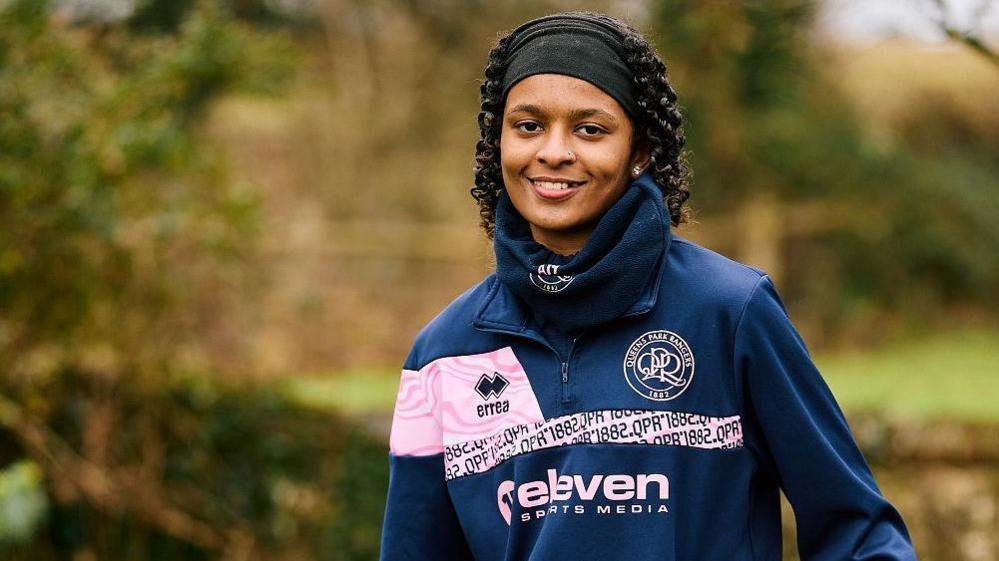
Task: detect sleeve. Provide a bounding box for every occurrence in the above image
[379,357,474,561]
[734,275,918,561]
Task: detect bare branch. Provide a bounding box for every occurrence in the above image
[940,24,999,66]
[923,0,999,68]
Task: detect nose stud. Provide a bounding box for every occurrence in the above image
[567,150,576,161]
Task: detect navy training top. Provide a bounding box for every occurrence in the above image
[379,236,917,561]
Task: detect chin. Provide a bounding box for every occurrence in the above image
[524,213,580,231]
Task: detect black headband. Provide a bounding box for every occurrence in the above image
[500,14,638,118]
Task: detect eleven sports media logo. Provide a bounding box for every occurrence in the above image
[624,330,695,401]
[496,469,670,525]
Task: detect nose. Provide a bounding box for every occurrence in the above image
[535,129,576,168]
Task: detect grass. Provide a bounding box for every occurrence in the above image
[278,329,999,423]
[815,328,999,423]
[277,368,398,416]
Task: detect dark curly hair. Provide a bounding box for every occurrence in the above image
[470,11,691,239]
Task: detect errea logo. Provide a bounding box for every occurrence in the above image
[475,372,510,418]
[475,372,509,400]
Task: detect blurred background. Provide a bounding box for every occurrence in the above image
[1,0,997,559]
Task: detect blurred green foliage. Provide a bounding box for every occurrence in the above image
[1,370,387,560]
[0,0,342,558]
[652,1,999,334]
[0,460,48,545]
[0,0,296,381]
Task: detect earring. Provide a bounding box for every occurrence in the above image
[633,165,642,176]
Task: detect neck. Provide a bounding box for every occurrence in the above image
[529,224,592,256]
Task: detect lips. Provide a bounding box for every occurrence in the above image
[528,177,586,200]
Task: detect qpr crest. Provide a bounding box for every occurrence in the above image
[530,263,574,293]
[623,330,695,401]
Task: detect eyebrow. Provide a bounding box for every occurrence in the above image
[506,104,618,124]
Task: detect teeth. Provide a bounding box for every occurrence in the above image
[534,181,574,190]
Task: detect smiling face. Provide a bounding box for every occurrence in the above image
[500,73,648,255]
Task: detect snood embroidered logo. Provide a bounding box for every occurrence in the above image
[529,263,574,293]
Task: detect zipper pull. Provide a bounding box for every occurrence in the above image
[561,362,568,383]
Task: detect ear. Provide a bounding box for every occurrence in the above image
[629,140,651,177]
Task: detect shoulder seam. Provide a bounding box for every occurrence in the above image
[729,273,769,421]
[733,273,769,338]
[404,335,482,372]
[672,237,768,277]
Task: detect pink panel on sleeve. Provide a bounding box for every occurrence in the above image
[389,368,444,456]
[388,347,544,455]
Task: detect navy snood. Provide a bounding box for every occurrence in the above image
[493,172,669,338]
[500,14,639,118]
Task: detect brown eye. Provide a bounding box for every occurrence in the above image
[577,124,606,137]
[515,121,543,133]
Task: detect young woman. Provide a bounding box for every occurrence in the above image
[380,11,917,561]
